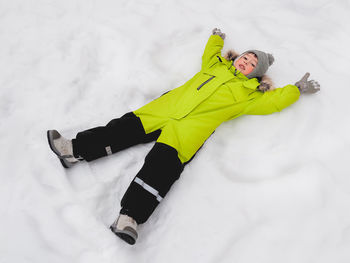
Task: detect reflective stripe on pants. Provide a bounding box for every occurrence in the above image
[120,142,184,224]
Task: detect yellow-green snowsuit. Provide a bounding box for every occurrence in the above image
[134,35,300,163]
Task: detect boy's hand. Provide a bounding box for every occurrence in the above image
[212,28,226,40]
[294,72,320,94]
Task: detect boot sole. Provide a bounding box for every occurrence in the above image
[110,226,137,245]
[47,130,74,169]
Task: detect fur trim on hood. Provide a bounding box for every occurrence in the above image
[224,49,275,92]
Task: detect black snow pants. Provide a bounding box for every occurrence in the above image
[72,112,185,224]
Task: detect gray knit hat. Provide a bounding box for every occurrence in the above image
[235,50,274,79]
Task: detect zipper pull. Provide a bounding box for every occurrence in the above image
[197,76,215,91]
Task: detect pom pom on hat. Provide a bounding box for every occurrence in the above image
[267,53,274,66]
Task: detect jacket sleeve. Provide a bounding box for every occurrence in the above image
[201,35,224,70]
[244,85,301,115]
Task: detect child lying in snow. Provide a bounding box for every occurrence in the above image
[47,28,320,245]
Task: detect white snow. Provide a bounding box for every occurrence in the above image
[1,0,350,262]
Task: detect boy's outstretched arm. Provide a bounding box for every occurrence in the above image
[245,73,320,115]
[201,28,225,69]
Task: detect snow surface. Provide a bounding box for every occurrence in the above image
[1,0,350,262]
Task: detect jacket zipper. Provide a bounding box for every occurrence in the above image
[197,76,215,91]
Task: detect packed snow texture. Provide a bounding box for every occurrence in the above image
[1,0,350,262]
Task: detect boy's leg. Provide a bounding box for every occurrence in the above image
[72,112,161,162]
[119,142,184,224]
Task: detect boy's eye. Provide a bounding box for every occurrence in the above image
[251,63,256,67]
[243,57,247,60]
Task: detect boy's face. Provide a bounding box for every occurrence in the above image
[233,52,257,76]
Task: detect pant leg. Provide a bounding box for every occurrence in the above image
[120,142,184,224]
[72,112,161,162]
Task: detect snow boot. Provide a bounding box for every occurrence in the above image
[47,130,80,168]
[110,214,138,245]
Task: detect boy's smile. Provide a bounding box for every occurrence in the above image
[234,52,258,76]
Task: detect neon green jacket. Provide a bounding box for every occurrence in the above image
[134,35,300,163]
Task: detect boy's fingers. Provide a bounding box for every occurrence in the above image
[301,72,310,81]
[310,80,320,88]
[312,86,320,92]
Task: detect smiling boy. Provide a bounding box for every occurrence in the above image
[234,53,258,75]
